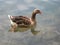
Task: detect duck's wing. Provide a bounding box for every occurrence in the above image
[11,16,31,26]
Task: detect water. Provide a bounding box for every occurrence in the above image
[0,0,60,45]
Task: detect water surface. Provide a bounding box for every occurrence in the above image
[0,0,60,45]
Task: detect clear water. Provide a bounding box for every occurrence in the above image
[0,0,60,45]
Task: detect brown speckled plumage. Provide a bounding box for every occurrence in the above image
[11,16,31,25]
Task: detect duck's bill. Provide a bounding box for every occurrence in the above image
[39,11,42,14]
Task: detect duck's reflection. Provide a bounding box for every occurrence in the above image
[9,26,40,35]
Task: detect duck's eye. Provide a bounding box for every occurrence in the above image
[36,10,40,13]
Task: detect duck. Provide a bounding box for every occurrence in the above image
[8,8,42,35]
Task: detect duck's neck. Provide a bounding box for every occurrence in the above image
[31,12,36,21]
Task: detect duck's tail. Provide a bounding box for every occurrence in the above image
[8,15,14,25]
[8,15,14,20]
[8,15,11,19]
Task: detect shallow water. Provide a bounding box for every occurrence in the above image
[0,0,60,45]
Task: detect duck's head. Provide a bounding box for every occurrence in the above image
[33,8,42,14]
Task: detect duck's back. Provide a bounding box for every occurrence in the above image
[11,16,31,27]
